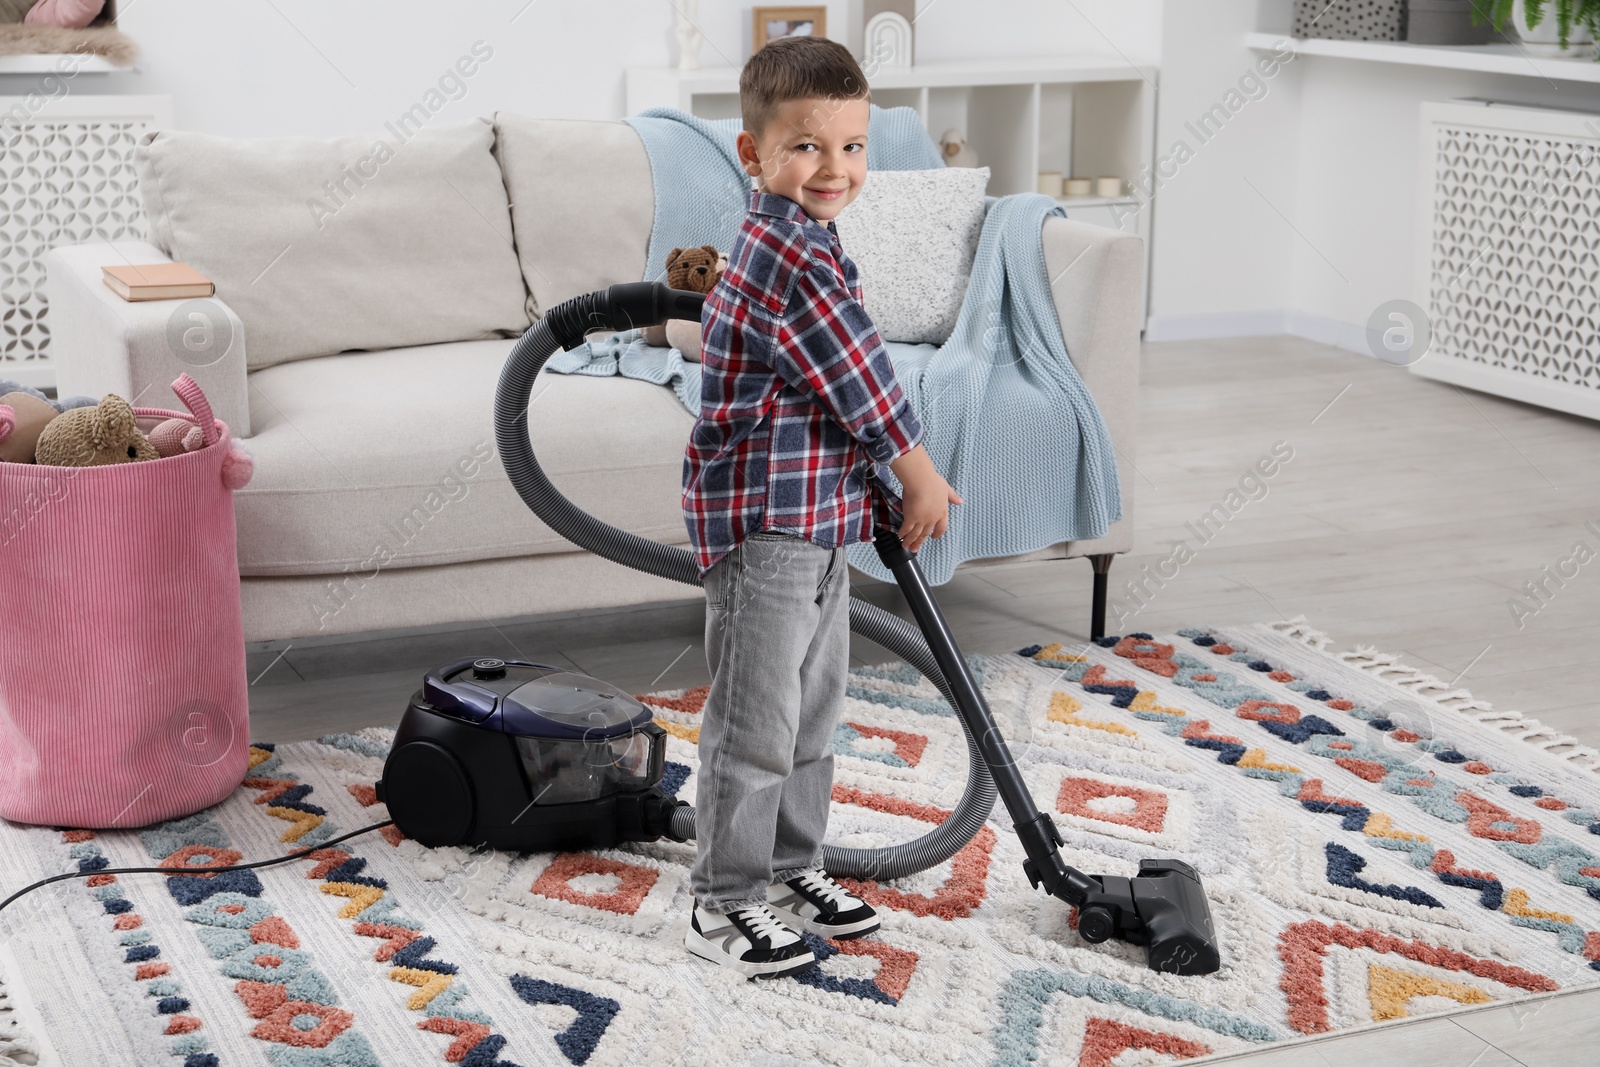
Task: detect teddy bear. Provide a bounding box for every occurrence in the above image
[0,379,96,463]
[667,244,725,293]
[34,393,158,467]
[641,245,725,362]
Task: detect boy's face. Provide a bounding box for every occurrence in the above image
[737,96,869,224]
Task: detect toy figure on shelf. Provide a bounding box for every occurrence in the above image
[940,128,979,168]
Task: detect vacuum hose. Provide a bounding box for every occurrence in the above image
[494,282,997,880]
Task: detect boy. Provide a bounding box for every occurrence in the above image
[681,36,962,979]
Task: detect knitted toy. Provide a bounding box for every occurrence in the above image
[146,414,256,489]
[642,245,724,362]
[23,0,106,29]
[667,244,725,292]
[149,416,199,459]
[34,393,158,467]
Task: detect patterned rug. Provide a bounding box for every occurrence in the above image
[2,618,1599,1067]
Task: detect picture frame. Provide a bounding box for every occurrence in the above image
[752,5,828,53]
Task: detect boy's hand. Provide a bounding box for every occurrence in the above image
[888,444,962,552]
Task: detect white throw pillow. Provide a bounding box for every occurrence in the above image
[831,166,989,345]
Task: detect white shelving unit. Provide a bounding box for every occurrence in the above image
[626,56,1158,318]
[1245,31,1600,83]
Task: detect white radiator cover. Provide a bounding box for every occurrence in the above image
[0,94,172,390]
[1414,100,1600,421]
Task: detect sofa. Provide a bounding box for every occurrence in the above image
[43,113,1142,646]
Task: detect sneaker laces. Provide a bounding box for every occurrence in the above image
[795,870,857,911]
[732,904,793,942]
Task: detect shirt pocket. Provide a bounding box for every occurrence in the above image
[722,259,798,319]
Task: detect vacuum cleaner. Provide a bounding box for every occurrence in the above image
[377,282,1221,976]
[376,657,676,852]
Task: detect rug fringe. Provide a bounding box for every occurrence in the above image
[1262,614,1332,651]
[1266,616,1600,775]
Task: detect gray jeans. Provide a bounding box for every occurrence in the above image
[691,530,850,914]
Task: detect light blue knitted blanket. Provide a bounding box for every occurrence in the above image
[618,104,946,282]
[546,328,703,411]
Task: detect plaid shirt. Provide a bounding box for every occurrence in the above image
[683,189,925,577]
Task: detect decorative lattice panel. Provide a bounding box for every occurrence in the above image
[1420,103,1600,418]
[0,112,152,378]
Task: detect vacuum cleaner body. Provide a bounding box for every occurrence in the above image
[376,658,685,852]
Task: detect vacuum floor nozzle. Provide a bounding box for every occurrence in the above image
[1068,859,1221,976]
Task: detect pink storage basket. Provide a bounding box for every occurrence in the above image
[0,374,252,828]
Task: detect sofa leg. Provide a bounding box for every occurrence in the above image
[1088,553,1115,641]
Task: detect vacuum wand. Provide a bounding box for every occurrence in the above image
[871,528,1222,976]
[871,528,1096,901]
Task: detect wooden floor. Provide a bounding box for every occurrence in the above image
[248,334,1600,1066]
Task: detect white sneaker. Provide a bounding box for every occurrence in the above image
[685,901,816,979]
[766,869,881,939]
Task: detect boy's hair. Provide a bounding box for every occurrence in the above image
[740,36,871,145]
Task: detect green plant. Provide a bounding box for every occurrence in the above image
[1473,0,1600,50]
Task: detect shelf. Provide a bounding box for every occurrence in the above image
[1053,194,1139,208]
[0,54,123,74]
[1245,31,1600,83]
[630,54,1155,99]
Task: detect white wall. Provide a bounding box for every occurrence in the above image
[1143,0,1304,338]
[0,0,1161,138]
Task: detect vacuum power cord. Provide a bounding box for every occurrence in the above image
[0,820,396,917]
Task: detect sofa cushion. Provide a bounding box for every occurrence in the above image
[238,339,695,588]
[135,120,530,370]
[492,114,655,319]
[832,166,990,345]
